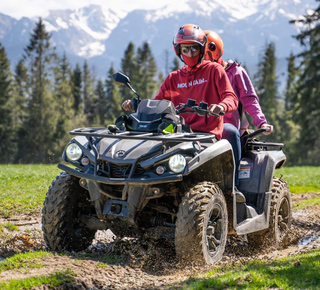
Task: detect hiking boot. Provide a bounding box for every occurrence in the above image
[234,187,246,203]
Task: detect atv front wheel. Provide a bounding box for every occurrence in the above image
[175,182,228,264]
[248,177,292,245]
[42,172,97,252]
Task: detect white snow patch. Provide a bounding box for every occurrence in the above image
[78,41,105,58]
[69,10,110,40]
[56,17,69,29]
[43,20,59,32]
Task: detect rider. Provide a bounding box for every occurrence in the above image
[203,30,273,189]
[122,24,238,140]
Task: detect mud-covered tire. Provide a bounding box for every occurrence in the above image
[175,182,228,265]
[248,177,292,245]
[42,172,97,252]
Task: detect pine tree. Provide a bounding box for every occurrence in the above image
[51,53,75,160]
[95,79,107,125]
[105,65,122,123]
[279,52,301,165]
[0,42,15,162]
[11,60,29,163]
[157,72,165,87]
[289,1,320,165]
[71,63,82,114]
[171,57,180,72]
[253,42,281,141]
[13,60,29,128]
[83,60,96,126]
[136,42,158,99]
[18,18,57,163]
[120,42,137,101]
[284,52,300,112]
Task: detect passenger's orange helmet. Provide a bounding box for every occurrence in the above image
[173,24,207,60]
[203,30,224,61]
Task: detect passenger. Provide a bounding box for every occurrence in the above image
[203,30,273,190]
[122,24,238,141]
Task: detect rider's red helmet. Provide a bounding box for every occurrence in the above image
[203,30,224,61]
[173,24,207,60]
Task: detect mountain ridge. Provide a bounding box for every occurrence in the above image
[0,0,316,89]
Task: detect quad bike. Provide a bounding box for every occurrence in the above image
[42,72,292,264]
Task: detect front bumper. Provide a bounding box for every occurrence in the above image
[58,163,183,185]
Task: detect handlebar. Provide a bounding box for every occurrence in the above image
[246,127,270,139]
[176,99,225,118]
[240,127,271,149]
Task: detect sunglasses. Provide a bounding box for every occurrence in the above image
[181,45,200,54]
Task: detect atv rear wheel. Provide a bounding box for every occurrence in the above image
[248,177,292,245]
[42,172,97,252]
[175,182,228,264]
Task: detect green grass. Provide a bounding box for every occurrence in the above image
[0,251,75,289]
[2,222,18,231]
[0,251,113,289]
[0,269,74,290]
[0,251,52,273]
[180,248,320,289]
[0,164,61,217]
[275,166,320,194]
[293,196,320,210]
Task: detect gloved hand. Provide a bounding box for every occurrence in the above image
[121,99,132,111]
[261,123,273,135]
[208,104,225,116]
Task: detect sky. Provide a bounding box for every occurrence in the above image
[0,0,176,19]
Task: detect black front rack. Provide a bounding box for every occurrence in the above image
[70,127,216,143]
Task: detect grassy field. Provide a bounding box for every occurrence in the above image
[274,166,320,194]
[0,164,319,218]
[0,164,61,217]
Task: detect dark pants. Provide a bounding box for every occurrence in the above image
[222,123,241,186]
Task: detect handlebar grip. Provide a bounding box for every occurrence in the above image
[209,111,225,117]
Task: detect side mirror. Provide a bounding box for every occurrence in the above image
[112,72,131,87]
[113,71,141,112]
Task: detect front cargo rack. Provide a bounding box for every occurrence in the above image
[69,127,216,143]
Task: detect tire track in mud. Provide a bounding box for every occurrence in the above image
[0,201,320,289]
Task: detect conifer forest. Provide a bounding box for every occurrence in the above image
[0,3,319,166]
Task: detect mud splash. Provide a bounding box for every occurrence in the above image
[0,204,319,289]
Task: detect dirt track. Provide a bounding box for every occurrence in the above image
[0,193,320,289]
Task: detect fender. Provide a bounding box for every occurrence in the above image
[187,139,235,191]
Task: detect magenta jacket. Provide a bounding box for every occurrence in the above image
[223,60,267,132]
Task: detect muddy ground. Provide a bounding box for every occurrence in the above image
[0,192,320,289]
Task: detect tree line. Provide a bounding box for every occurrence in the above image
[0,1,319,165]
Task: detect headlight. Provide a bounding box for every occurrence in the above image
[168,154,186,173]
[66,143,83,161]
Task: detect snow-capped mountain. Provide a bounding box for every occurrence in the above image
[43,5,127,58]
[0,0,316,89]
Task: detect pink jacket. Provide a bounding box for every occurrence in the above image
[223,60,267,132]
